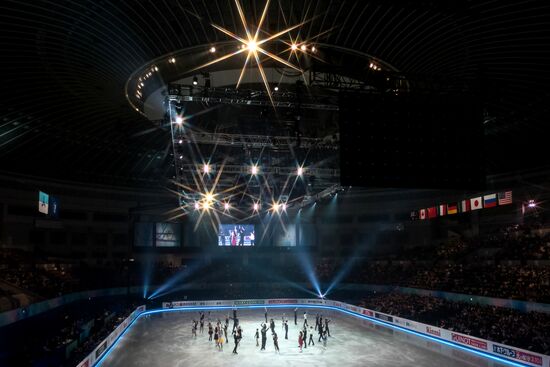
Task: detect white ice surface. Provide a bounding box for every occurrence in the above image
[99,307,497,367]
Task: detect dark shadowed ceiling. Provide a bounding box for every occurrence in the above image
[1,0,549,187]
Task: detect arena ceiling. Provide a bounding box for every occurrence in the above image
[1,0,549,188]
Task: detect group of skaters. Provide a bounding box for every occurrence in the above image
[192,308,332,355]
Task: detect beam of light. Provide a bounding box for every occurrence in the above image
[296,250,322,297]
[323,235,370,298]
[142,257,154,299]
[148,261,203,300]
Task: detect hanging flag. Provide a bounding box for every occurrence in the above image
[420,209,426,220]
[438,204,446,216]
[447,202,458,215]
[427,206,438,219]
[410,210,419,220]
[483,193,497,208]
[498,191,513,205]
[460,199,470,213]
[470,196,483,210]
[38,191,49,214]
[49,196,59,218]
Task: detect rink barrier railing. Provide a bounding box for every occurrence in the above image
[76,299,549,367]
[76,305,145,367]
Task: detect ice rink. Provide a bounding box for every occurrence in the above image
[97,307,510,367]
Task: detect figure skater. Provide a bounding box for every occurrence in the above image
[308,328,315,346]
[284,320,288,339]
[303,326,308,349]
[260,323,268,350]
[294,308,298,325]
[208,323,213,341]
[255,328,260,346]
[273,332,280,352]
[303,312,308,327]
[298,331,304,352]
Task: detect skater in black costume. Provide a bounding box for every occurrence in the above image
[325,318,331,337]
[284,320,288,339]
[208,323,213,341]
[272,332,280,352]
[260,323,268,350]
[232,326,242,354]
[255,328,260,347]
[269,319,275,334]
[294,308,297,325]
[315,314,319,330]
[303,326,308,349]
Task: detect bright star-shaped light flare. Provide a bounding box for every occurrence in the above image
[188,0,306,105]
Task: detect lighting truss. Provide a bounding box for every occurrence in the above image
[167,86,338,111]
[173,131,337,150]
[176,164,339,178]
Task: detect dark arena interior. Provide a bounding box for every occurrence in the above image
[1,1,550,366]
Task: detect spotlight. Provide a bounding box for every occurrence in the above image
[253,203,259,211]
[297,167,303,176]
[251,165,259,175]
[274,86,279,91]
[282,203,287,211]
[311,46,316,52]
[528,199,536,208]
[203,164,210,174]
[175,116,183,125]
[272,203,280,212]
[224,202,230,210]
[169,57,176,63]
[192,76,198,86]
[300,44,307,51]
[154,66,158,71]
[291,44,298,51]
[205,193,214,203]
[247,40,257,52]
[194,202,200,210]
[178,139,183,144]
[210,46,216,53]
[203,201,211,210]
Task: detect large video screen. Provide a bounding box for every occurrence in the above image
[274,224,296,247]
[218,224,255,246]
[134,222,181,247]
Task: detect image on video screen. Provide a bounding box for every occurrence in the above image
[218,224,255,246]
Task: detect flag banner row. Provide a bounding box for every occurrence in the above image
[410,191,512,220]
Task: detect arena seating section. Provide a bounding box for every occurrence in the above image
[1,221,549,363]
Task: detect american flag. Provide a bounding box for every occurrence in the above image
[498,191,513,205]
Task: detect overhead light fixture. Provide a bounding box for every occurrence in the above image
[203,164,210,174]
[192,76,198,86]
[194,202,200,210]
[274,86,279,91]
[282,203,287,211]
[297,167,303,176]
[300,44,307,51]
[251,165,259,175]
[224,202,230,210]
[311,46,316,52]
[272,203,280,212]
[291,44,298,51]
[175,116,183,125]
[210,46,216,53]
[253,203,259,211]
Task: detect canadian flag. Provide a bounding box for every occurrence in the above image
[470,196,483,210]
